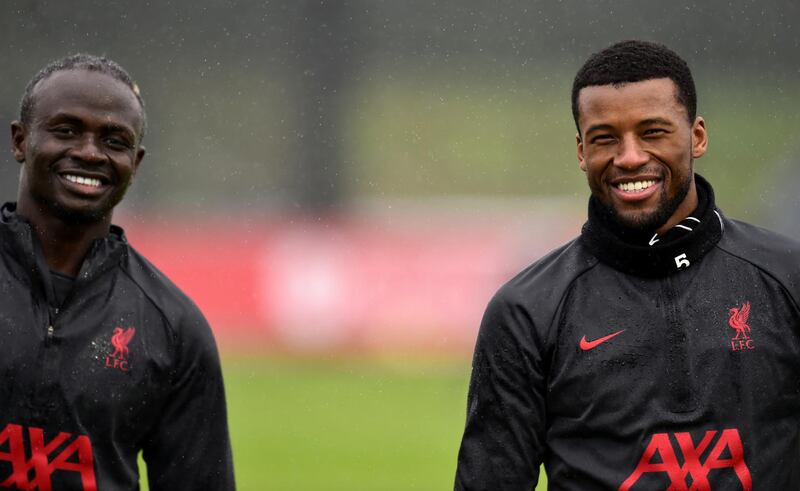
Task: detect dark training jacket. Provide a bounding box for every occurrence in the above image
[455,177,800,490]
[0,203,235,490]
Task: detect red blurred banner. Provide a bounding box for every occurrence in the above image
[119,201,582,353]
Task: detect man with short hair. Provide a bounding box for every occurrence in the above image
[455,40,800,490]
[2,54,235,490]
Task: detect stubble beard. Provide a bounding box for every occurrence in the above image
[602,168,693,232]
[33,177,126,226]
[49,199,114,224]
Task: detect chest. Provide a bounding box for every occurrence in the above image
[547,260,800,422]
[0,271,172,437]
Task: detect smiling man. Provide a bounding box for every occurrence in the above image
[455,41,800,490]
[2,55,235,490]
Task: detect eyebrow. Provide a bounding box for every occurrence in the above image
[637,117,675,128]
[584,118,676,137]
[46,112,136,136]
[584,123,614,136]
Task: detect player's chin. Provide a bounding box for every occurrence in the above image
[613,207,666,231]
[54,188,128,223]
[50,199,114,224]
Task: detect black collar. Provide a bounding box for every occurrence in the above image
[580,175,724,277]
[0,202,129,300]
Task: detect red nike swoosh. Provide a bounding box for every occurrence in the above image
[579,330,625,351]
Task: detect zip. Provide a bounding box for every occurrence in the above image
[45,308,58,345]
[662,275,696,413]
[45,324,54,346]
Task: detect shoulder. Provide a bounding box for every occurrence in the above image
[475,237,597,365]
[716,217,800,297]
[120,245,214,344]
[717,217,800,268]
[485,237,597,335]
[494,236,598,309]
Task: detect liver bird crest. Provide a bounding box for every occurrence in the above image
[111,327,136,360]
[728,302,751,340]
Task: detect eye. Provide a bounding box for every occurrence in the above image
[643,128,666,137]
[50,126,77,137]
[590,134,615,145]
[104,136,134,150]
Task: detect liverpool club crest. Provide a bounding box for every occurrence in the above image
[728,302,754,351]
[105,326,136,371]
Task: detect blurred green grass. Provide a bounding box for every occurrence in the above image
[141,354,548,490]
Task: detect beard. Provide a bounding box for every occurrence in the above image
[38,173,131,225]
[48,199,114,224]
[36,182,127,225]
[600,171,693,232]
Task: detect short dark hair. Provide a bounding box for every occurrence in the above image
[571,40,696,132]
[19,53,147,139]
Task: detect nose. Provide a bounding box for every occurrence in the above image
[68,135,108,165]
[614,135,649,170]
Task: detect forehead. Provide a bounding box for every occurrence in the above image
[29,69,143,131]
[576,78,686,130]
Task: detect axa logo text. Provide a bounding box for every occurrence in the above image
[619,428,751,491]
[0,423,96,490]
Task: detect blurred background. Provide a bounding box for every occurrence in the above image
[1,1,799,489]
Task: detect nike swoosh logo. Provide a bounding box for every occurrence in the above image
[580,330,625,351]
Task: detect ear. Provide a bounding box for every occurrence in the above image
[576,132,587,172]
[691,117,708,159]
[10,121,27,163]
[132,145,146,176]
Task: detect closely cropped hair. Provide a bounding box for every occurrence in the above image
[19,53,146,139]
[571,40,696,132]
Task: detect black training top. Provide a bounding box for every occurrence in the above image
[0,203,235,490]
[456,176,800,490]
[50,270,74,307]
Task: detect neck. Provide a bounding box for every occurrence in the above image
[16,199,111,277]
[592,177,701,245]
[655,179,698,235]
[581,174,723,277]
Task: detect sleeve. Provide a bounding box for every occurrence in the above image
[454,288,547,490]
[142,310,236,490]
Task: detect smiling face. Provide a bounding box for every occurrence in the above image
[576,78,707,233]
[11,69,145,225]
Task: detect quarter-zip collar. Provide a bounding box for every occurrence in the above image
[0,202,128,305]
[580,174,724,277]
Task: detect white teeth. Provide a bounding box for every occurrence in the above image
[65,174,102,188]
[617,180,656,192]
